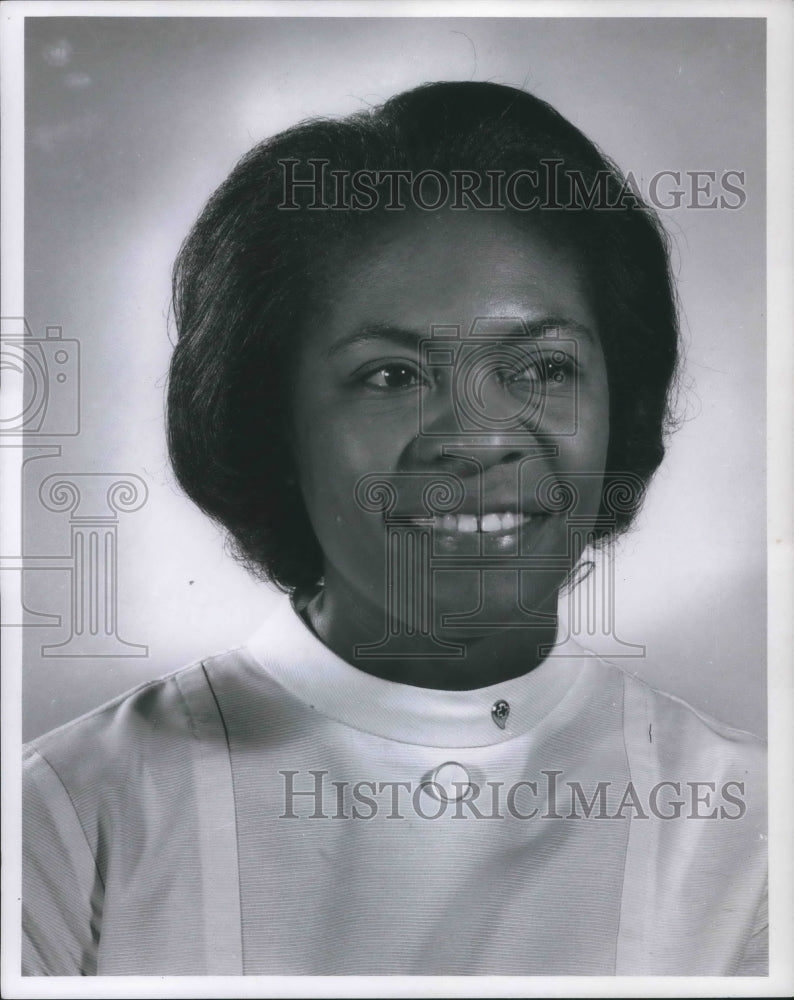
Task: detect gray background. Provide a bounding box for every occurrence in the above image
[22,16,766,740]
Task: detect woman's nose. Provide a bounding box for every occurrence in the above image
[403,370,540,475]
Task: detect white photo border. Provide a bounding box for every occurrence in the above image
[2,1,792,997]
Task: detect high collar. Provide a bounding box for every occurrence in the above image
[244,596,598,749]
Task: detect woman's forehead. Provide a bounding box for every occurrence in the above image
[309,209,596,335]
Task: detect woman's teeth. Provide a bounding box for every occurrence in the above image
[432,512,529,534]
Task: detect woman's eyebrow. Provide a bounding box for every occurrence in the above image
[325,324,426,359]
[523,317,596,343]
[326,317,595,359]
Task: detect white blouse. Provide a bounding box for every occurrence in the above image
[23,596,767,976]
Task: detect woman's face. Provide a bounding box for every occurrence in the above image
[289,210,610,635]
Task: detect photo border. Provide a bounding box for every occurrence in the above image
[2,1,792,997]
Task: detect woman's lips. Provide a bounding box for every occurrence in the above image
[394,510,551,543]
[381,508,569,559]
[429,511,535,536]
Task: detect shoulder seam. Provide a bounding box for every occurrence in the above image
[606,660,766,746]
[23,655,233,751]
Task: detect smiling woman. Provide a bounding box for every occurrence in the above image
[22,81,766,977]
[288,210,610,687]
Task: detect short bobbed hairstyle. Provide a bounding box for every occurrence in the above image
[168,81,680,593]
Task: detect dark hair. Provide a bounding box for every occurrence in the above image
[168,81,680,593]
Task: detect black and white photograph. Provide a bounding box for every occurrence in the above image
[1,1,792,995]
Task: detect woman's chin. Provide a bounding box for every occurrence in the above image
[378,568,563,640]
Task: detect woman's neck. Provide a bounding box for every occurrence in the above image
[302,569,560,690]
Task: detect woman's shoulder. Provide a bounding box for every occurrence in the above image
[23,645,249,786]
[597,655,766,780]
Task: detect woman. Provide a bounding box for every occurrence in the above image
[22,82,766,976]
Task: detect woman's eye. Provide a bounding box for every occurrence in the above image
[361,363,423,390]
